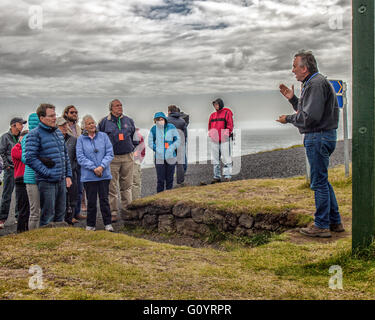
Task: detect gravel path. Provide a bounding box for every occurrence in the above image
[0,140,351,237]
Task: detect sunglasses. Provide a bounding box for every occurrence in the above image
[69,111,78,114]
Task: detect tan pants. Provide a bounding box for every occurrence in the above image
[109,153,134,216]
[26,184,41,230]
[132,162,142,200]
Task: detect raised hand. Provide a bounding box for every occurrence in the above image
[279,84,294,100]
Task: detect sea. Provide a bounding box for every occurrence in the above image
[140,120,351,168]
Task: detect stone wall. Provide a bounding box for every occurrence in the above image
[121,201,308,238]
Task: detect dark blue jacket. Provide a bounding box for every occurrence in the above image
[167,112,187,142]
[98,114,137,155]
[25,122,72,183]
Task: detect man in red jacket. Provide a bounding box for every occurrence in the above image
[208,98,234,183]
[11,130,30,233]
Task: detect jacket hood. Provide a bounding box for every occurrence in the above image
[28,113,40,130]
[154,112,168,123]
[168,112,182,118]
[213,98,224,110]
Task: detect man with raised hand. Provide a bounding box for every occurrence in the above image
[278,50,344,238]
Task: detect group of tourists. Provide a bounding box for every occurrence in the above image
[0,95,234,233]
[0,50,345,239]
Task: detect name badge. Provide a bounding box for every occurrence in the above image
[119,133,124,141]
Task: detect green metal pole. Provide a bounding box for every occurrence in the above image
[352,0,375,250]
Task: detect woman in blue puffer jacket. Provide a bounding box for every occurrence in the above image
[76,115,114,232]
[148,112,180,193]
[21,113,40,230]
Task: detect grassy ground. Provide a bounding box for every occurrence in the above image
[1,164,372,300]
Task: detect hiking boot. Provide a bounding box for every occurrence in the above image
[330,223,345,233]
[111,216,118,223]
[211,178,221,184]
[0,220,5,229]
[105,224,114,232]
[85,226,96,231]
[300,224,332,238]
[223,177,232,182]
[76,214,87,220]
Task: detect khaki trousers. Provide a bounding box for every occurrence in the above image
[132,162,142,200]
[26,184,41,230]
[109,153,134,216]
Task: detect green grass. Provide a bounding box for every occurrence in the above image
[0,164,368,300]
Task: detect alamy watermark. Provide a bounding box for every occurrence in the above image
[28,5,43,30]
[329,265,343,290]
[29,265,45,290]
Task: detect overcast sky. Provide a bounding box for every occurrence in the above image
[0,0,351,100]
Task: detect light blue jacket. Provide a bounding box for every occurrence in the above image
[148,113,180,161]
[76,131,114,182]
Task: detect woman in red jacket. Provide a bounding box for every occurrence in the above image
[11,130,30,233]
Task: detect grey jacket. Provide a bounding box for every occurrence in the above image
[286,73,339,134]
[0,130,18,169]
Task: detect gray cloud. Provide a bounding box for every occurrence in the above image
[0,0,351,98]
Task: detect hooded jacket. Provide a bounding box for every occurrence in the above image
[25,122,72,183]
[76,130,114,182]
[21,113,40,184]
[208,99,234,143]
[167,112,187,143]
[148,112,180,161]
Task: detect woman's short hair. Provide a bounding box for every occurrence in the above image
[81,114,96,130]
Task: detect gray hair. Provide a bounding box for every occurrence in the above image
[81,114,96,130]
[294,50,318,74]
[109,99,121,111]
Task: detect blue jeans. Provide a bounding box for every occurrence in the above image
[304,129,342,229]
[37,180,67,227]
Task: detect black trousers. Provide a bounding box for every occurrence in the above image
[15,181,30,233]
[65,171,78,224]
[83,180,111,228]
[155,161,176,193]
